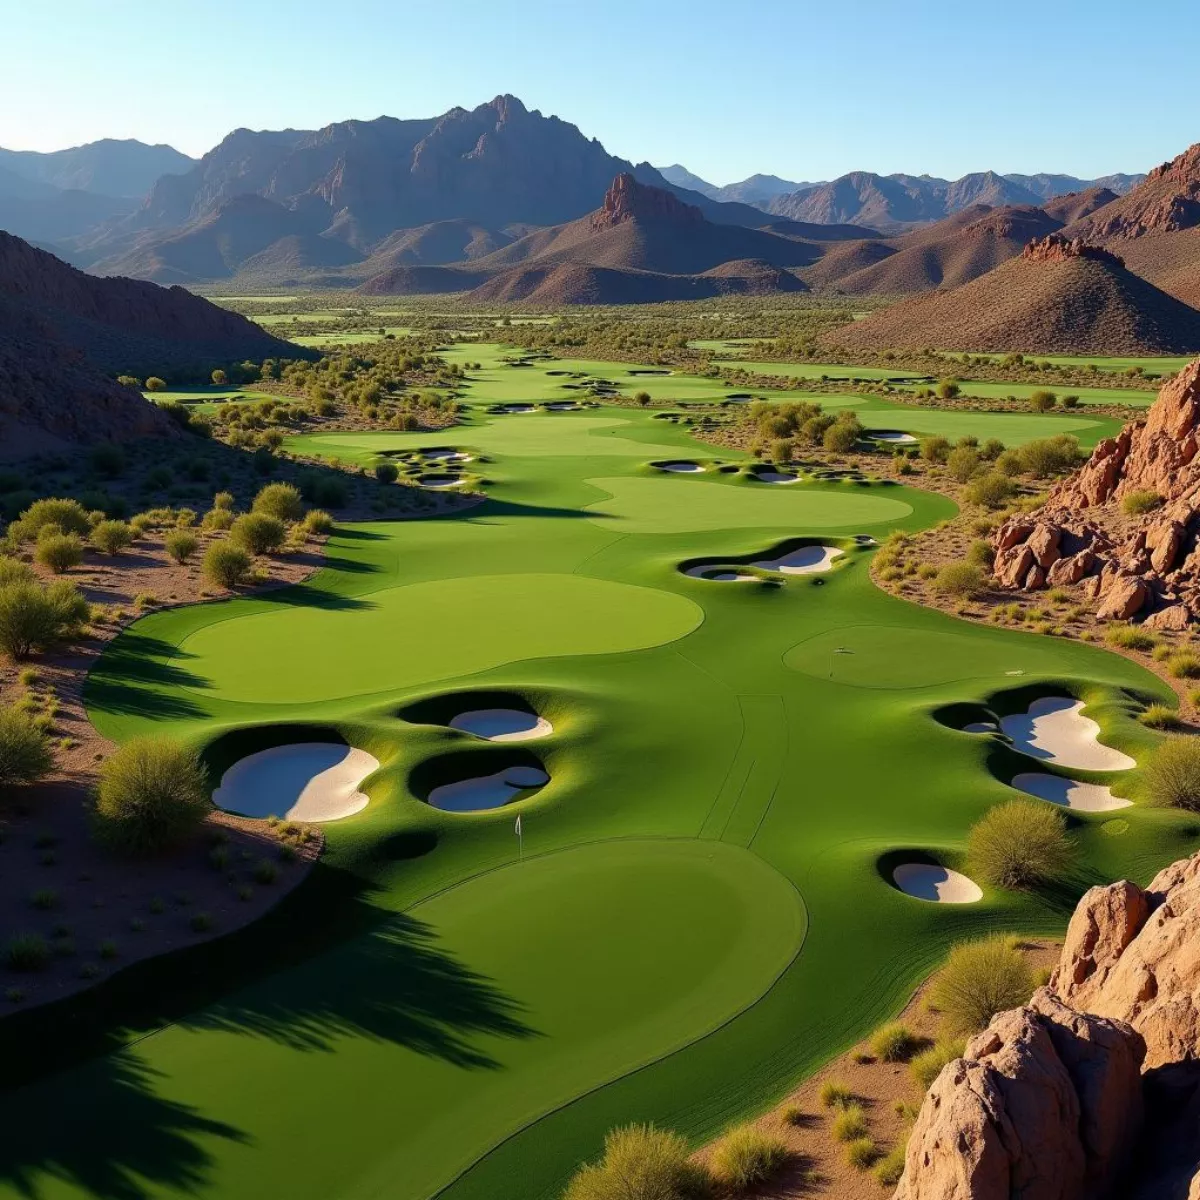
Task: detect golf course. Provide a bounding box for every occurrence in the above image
[3,342,1194,1200]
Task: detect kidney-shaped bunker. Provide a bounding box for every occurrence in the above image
[213,743,379,822]
[427,764,550,813]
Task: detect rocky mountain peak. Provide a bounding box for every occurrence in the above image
[589,173,704,231]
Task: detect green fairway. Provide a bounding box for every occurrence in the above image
[5,340,1196,1200]
[732,359,926,381]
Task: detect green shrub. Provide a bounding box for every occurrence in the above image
[202,507,235,532]
[5,933,49,971]
[212,491,235,511]
[967,540,995,568]
[1104,624,1157,651]
[145,376,166,391]
[0,706,54,785]
[946,446,981,483]
[909,1037,967,1091]
[0,579,90,660]
[1168,652,1200,679]
[920,436,951,464]
[0,556,35,588]
[936,379,960,399]
[230,512,285,555]
[711,1124,787,1188]
[202,541,251,589]
[845,1138,878,1170]
[373,461,400,484]
[823,422,859,453]
[90,520,132,555]
[1122,490,1162,516]
[1029,390,1057,412]
[969,799,1074,889]
[252,482,303,522]
[930,936,1035,1035]
[819,1080,854,1109]
[1140,704,1185,730]
[832,1103,868,1142]
[16,498,91,538]
[933,562,985,598]
[35,533,83,574]
[303,509,334,535]
[1144,737,1200,810]
[870,1022,921,1063]
[92,737,210,854]
[1015,435,1082,478]
[562,1124,713,1200]
[964,472,1017,509]
[164,530,199,564]
[874,1143,908,1187]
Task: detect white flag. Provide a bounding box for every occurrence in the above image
[514,815,522,837]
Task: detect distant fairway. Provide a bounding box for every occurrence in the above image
[8,340,1192,1200]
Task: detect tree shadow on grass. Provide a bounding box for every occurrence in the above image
[259,581,375,610]
[0,1053,248,1200]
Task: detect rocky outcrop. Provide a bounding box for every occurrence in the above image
[1021,233,1125,267]
[894,849,1200,1199]
[896,989,1144,1200]
[589,173,704,231]
[1071,143,1200,242]
[991,360,1200,623]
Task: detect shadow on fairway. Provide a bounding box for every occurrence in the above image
[0,1055,248,1200]
[84,633,211,721]
[464,497,590,521]
[260,580,375,610]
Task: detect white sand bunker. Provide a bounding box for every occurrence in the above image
[854,535,877,545]
[449,709,553,742]
[963,721,997,733]
[423,449,473,462]
[657,461,705,473]
[1011,772,1133,812]
[871,431,918,444]
[1000,698,1135,771]
[545,402,580,411]
[753,546,843,574]
[755,471,800,484]
[214,743,379,822]
[893,863,983,904]
[421,475,464,487]
[684,566,757,582]
[501,404,535,413]
[428,765,550,812]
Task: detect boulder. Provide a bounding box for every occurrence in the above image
[1145,603,1192,631]
[1048,549,1095,587]
[894,988,1144,1200]
[1096,575,1150,620]
[1028,524,1062,570]
[1148,521,1188,574]
[995,543,1036,589]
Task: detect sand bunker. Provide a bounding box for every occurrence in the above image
[545,402,580,411]
[870,431,918,444]
[999,697,1135,771]
[893,863,983,903]
[1011,772,1133,812]
[854,535,877,545]
[752,545,843,574]
[421,475,464,487]
[213,743,379,822]
[684,566,757,582]
[963,721,998,733]
[755,471,800,484]
[427,765,550,812]
[656,461,705,473]
[449,709,554,742]
[501,404,535,413]
[422,449,473,462]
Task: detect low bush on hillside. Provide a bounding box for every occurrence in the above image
[34,534,83,574]
[967,540,995,568]
[1144,737,1200,810]
[303,510,334,535]
[963,472,1016,509]
[92,737,210,854]
[946,446,981,483]
[0,579,90,660]
[202,541,251,589]
[562,1124,713,1200]
[0,705,54,786]
[0,556,35,587]
[230,513,285,555]
[933,563,985,598]
[874,1143,909,1186]
[12,498,91,539]
[832,1103,869,1142]
[91,520,132,555]
[1029,390,1057,412]
[969,799,1074,889]
[1140,704,1185,730]
[711,1125,788,1188]
[165,531,199,564]
[845,1137,878,1170]
[869,1022,921,1063]
[819,1080,854,1109]
[920,436,951,464]
[373,462,399,484]
[1122,490,1163,516]
[930,936,1034,1035]
[252,482,303,522]
[909,1037,967,1091]
[1168,652,1200,679]
[1104,624,1158,652]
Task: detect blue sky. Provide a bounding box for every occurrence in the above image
[2,0,1196,183]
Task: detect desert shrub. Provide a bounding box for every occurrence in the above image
[211,491,234,511]
[16,498,91,538]
[0,579,90,660]
[981,438,1006,460]
[771,438,794,464]
[252,482,303,522]
[874,1144,908,1187]
[1029,390,1057,412]
[946,446,981,483]
[34,534,83,574]
[562,1124,713,1200]
[202,541,251,589]
[968,799,1074,889]
[92,737,210,854]
[909,1037,967,1091]
[1121,490,1162,516]
[936,379,960,399]
[845,1138,877,1170]
[964,472,1017,509]
[311,476,349,508]
[1015,435,1082,479]
[1062,395,1079,408]
[920,436,951,464]
[823,421,859,453]
[202,507,234,532]
[1144,737,1200,810]
[303,509,334,535]
[373,461,400,484]
[144,376,166,391]
[5,933,49,971]
[933,563,985,598]
[0,556,35,588]
[230,512,285,555]
[967,540,995,568]
[1168,652,1200,679]
[90,520,132,555]
[711,1125,788,1188]
[0,705,54,785]
[164,530,199,564]
[870,1022,921,1063]
[819,1080,853,1109]
[1104,624,1157,651]
[1140,704,1185,730]
[930,936,1035,1035]
[832,1103,869,1142]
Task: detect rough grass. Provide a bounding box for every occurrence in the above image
[562,1124,713,1200]
[930,936,1034,1035]
[1104,624,1158,652]
[869,1022,921,1063]
[909,1037,967,1091]
[968,799,1074,889]
[1144,737,1200,810]
[819,1080,854,1109]
[831,1103,869,1142]
[711,1124,788,1188]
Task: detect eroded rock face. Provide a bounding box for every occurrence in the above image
[895,989,1144,1200]
[589,173,704,231]
[1021,234,1125,268]
[991,360,1200,624]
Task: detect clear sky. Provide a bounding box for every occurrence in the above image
[2,0,1196,184]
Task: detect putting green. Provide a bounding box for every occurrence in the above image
[584,475,912,534]
[170,574,702,705]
